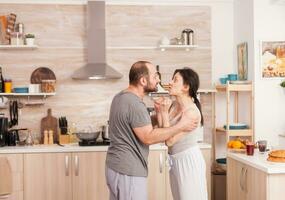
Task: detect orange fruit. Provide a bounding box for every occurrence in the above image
[232,141,242,149]
[227,141,235,148]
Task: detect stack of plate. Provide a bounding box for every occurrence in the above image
[223,123,248,130]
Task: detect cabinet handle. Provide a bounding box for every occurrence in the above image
[75,155,79,176]
[243,168,248,193]
[65,155,69,176]
[239,167,244,191]
[159,153,163,173]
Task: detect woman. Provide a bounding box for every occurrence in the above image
[155,67,208,200]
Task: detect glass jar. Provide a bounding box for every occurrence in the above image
[41,80,56,93]
[10,32,24,45]
[4,79,12,93]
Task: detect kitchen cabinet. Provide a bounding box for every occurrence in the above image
[72,152,109,200]
[166,147,212,200]
[24,153,72,200]
[147,150,167,200]
[24,152,108,200]
[24,150,167,200]
[0,154,23,200]
[227,157,266,200]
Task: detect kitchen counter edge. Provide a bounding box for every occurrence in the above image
[0,142,211,154]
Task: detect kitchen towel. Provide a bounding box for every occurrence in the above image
[0,157,12,196]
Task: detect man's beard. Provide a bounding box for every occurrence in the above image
[143,79,157,93]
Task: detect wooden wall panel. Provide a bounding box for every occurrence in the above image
[0,4,212,142]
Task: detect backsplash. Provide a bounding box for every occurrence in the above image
[0,4,212,142]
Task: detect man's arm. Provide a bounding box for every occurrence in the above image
[133,111,198,145]
[133,124,183,145]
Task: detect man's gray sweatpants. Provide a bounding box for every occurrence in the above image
[105,167,147,200]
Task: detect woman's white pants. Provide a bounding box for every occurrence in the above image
[169,146,208,200]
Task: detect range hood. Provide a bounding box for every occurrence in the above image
[72,1,123,80]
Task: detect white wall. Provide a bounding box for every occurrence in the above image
[233,0,285,147]
[253,0,285,146]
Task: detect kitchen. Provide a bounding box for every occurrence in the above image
[0,0,285,200]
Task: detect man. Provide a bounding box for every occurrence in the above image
[105,61,198,200]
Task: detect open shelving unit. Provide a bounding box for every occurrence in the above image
[213,82,254,172]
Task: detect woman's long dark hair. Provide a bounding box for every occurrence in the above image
[173,67,204,125]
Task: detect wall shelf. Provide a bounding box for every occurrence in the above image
[0,93,56,107]
[0,45,38,50]
[159,44,198,51]
[107,45,210,51]
[0,93,55,97]
[107,46,157,50]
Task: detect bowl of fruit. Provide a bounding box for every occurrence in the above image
[227,138,248,153]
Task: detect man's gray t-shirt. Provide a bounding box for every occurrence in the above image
[106,91,151,177]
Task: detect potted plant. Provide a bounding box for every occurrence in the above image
[25,34,35,46]
[280,80,285,88]
[280,80,285,94]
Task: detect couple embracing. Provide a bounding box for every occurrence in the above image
[105,61,208,200]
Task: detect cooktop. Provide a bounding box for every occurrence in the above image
[79,139,110,146]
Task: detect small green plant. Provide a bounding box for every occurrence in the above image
[280,80,285,88]
[25,34,35,38]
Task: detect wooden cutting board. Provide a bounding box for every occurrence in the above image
[30,67,56,84]
[40,108,58,143]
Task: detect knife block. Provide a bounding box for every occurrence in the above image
[59,134,70,144]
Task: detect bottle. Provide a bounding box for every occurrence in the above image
[156,65,162,81]
[25,130,34,146]
[43,130,49,145]
[0,67,4,93]
[48,130,54,145]
[156,65,166,92]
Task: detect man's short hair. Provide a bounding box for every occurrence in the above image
[129,61,151,85]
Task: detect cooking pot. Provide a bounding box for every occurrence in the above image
[76,131,100,141]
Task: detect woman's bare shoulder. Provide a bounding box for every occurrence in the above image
[184,104,201,119]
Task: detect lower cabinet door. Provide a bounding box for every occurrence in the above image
[72,152,109,200]
[0,154,23,200]
[24,153,72,200]
[147,150,166,200]
[227,157,246,200]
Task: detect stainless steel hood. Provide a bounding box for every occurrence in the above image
[72,1,123,80]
